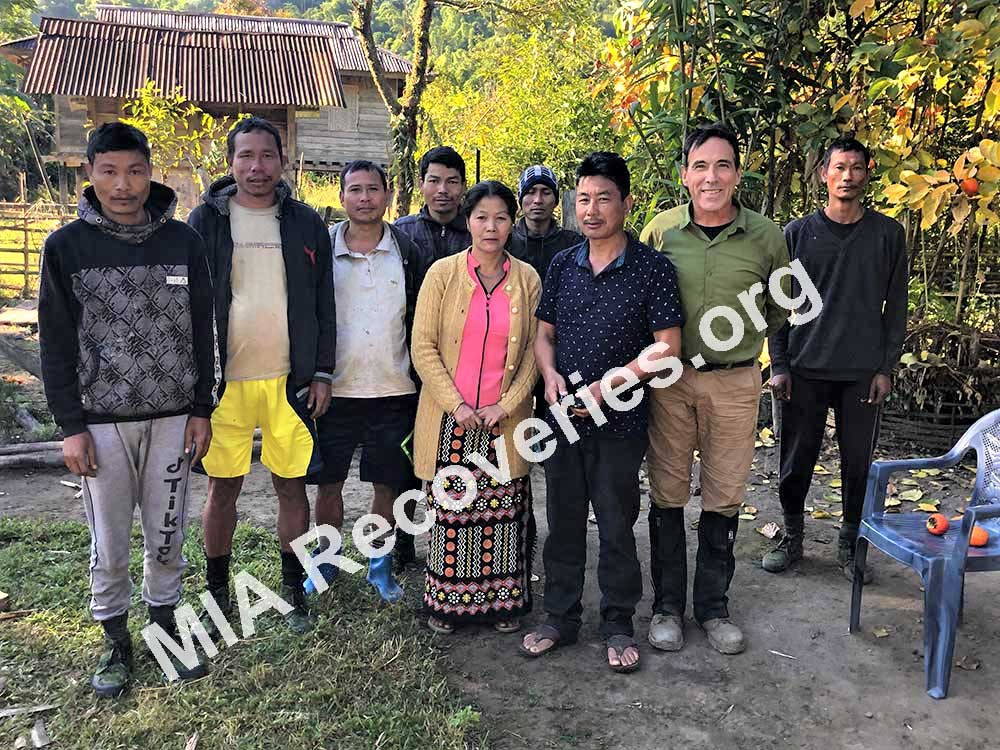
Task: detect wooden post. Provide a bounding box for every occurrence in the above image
[21,209,30,297]
[18,172,26,203]
[58,164,68,206]
[561,190,579,233]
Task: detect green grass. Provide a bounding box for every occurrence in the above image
[0,518,485,749]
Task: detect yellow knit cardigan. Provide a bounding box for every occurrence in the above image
[410,250,541,481]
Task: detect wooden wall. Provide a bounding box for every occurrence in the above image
[294,76,393,169]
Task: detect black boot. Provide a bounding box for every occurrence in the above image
[393,526,417,574]
[838,522,873,583]
[693,511,745,654]
[648,505,687,616]
[92,613,134,698]
[148,605,209,682]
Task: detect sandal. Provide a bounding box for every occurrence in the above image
[427,616,454,634]
[518,623,576,658]
[605,634,641,674]
[494,619,521,634]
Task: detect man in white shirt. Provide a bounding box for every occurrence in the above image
[307,160,433,600]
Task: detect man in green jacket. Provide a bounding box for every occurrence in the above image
[640,122,789,656]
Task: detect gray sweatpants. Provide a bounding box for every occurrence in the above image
[81,414,191,621]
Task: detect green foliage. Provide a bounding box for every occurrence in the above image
[117,81,239,194]
[421,25,616,189]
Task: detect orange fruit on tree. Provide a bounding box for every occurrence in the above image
[926,513,949,536]
[969,525,990,547]
[960,177,980,197]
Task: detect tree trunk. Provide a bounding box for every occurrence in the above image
[390,114,419,218]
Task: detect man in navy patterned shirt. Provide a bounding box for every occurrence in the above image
[519,152,684,674]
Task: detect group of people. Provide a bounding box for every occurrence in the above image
[37,114,906,696]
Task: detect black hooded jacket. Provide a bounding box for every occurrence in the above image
[188,176,335,394]
[39,181,215,436]
[509,218,584,284]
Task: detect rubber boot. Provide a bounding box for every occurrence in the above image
[148,605,209,682]
[367,553,404,603]
[198,586,232,642]
[280,584,313,634]
[91,613,134,698]
[762,512,805,573]
[647,505,687,651]
[303,543,340,595]
[693,511,745,655]
[838,522,873,583]
[393,526,417,575]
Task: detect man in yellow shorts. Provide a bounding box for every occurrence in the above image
[188,117,334,634]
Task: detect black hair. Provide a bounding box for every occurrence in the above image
[822,137,872,169]
[86,122,151,164]
[461,180,517,221]
[226,116,283,161]
[340,159,388,191]
[576,151,630,199]
[682,121,741,170]
[419,146,466,182]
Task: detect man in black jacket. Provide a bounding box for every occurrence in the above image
[188,117,335,635]
[764,137,908,580]
[39,123,214,696]
[305,160,433,600]
[395,146,471,260]
[510,164,584,282]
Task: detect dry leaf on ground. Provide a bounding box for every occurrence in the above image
[756,522,781,539]
[873,627,890,638]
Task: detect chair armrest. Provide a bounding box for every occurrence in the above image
[862,448,969,519]
[948,504,1000,571]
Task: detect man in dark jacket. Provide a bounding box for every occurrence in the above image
[395,146,471,260]
[304,159,433,600]
[510,164,584,282]
[188,117,335,636]
[764,137,908,581]
[39,123,214,696]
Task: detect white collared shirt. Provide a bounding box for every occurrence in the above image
[329,221,416,398]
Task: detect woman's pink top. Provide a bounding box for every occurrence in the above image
[454,251,511,408]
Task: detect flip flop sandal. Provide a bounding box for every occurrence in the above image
[427,616,455,635]
[605,634,641,674]
[517,623,576,658]
[494,619,522,634]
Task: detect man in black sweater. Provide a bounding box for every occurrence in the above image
[38,123,215,696]
[764,137,908,580]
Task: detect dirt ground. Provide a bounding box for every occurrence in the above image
[0,436,993,750]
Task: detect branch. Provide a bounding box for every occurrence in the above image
[399,0,435,116]
[352,0,401,116]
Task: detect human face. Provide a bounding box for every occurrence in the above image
[341,168,389,226]
[521,183,557,224]
[468,195,513,255]
[228,129,285,205]
[681,136,741,222]
[85,150,152,225]
[420,162,464,221]
[821,148,869,203]
[575,175,633,241]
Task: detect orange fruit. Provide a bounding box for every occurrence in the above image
[960,177,980,197]
[970,525,990,547]
[926,513,949,536]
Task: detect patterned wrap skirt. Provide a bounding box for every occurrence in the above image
[424,412,534,623]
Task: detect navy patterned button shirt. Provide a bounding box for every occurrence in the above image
[536,234,685,437]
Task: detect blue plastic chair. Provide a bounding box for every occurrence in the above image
[849,408,1000,699]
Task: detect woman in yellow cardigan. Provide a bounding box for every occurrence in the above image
[411,180,541,635]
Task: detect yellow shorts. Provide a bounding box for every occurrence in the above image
[202,375,317,479]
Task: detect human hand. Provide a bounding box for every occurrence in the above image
[867,374,891,405]
[570,381,603,418]
[476,404,508,429]
[768,373,792,401]
[454,402,484,429]
[184,416,212,465]
[543,371,568,406]
[308,380,332,419]
[64,430,97,477]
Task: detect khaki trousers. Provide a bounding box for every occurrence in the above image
[647,365,762,517]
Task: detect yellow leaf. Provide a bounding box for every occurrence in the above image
[811,509,833,520]
[814,464,831,475]
[951,195,972,235]
[883,184,909,204]
[829,479,842,488]
[968,147,985,164]
[885,497,902,507]
[976,164,1000,183]
[980,139,999,163]
[954,153,971,181]
[848,0,872,17]
[954,19,986,37]
[833,94,852,113]
[900,489,924,501]
[976,205,1000,226]
[917,502,941,512]
[873,626,890,638]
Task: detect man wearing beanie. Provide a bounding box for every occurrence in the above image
[510,165,584,283]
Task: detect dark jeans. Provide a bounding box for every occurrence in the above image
[778,373,882,527]
[542,432,648,640]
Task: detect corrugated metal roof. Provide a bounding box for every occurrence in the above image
[95,5,411,75]
[22,17,347,107]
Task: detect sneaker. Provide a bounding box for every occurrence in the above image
[762,534,804,573]
[148,605,210,683]
[280,584,313,635]
[699,618,746,655]
[91,634,134,698]
[304,544,340,595]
